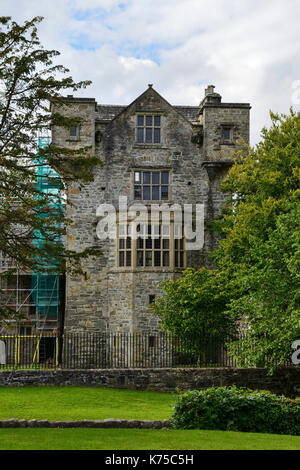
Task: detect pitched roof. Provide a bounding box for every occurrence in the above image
[96,105,126,121]
[96,86,200,123]
[174,106,199,121]
[96,103,199,122]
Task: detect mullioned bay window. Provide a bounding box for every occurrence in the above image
[117,221,185,269]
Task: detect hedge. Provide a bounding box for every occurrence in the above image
[171,386,300,435]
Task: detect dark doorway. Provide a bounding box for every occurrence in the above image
[39,337,56,363]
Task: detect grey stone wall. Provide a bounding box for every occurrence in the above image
[52,85,250,334]
[0,418,171,429]
[0,368,299,398]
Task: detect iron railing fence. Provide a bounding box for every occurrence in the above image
[0,334,59,370]
[0,332,244,370]
[60,332,243,369]
[0,331,291,370]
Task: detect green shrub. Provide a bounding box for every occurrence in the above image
[171,386,300,435]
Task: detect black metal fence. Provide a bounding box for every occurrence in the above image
[0,334,59,370]
[0,332,244,370]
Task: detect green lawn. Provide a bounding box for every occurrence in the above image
[1,386,300,450]
[1,428,300,450]
[0,386,175,421]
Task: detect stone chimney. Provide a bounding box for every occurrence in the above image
[205,85,215,96]
[199,85,222,113]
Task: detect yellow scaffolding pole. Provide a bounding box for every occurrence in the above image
[55,337,59,367]
[32,334,42,365]
[0,335,58,367]
[14,336,20,364]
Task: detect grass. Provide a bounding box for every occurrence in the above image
[0,386,175,421]
[1,428,300,450]
[1,386,300,450]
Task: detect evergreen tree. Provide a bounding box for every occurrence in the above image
[0,16,101,319]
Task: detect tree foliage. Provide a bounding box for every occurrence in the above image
[0,16,101,319]
[152,268,236,358]
[154,110,300,370]
[0,16,101,269]
[214,110,300,369]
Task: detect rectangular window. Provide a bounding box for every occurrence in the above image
[69,124,80,140]
[117,220,185,269]
[69,125,77,137]
[134,170,169,201]
[222,126,233,143]
[118,225,132,267]
[223,128,231,140]
[136,115,161,144]
[174,237,185,268]
[135,224,170,268]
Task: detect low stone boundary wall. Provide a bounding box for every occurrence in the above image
[0,419,171,429]
[0,367,300,397]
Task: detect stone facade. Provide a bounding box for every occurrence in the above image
[52,85,250,334]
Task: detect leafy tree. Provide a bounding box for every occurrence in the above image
[154,110,300,370]
[214,110,300,369]
[0,16,101,319]
[152,268,236,364]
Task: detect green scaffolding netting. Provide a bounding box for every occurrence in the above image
[31,137,62,319]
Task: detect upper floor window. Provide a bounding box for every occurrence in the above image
[137,115,161,144]
[221,125,233,144]
[134,170,169,201]
[69,124,80,140]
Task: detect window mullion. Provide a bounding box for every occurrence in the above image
[170,224,175,270]
[132,236,137,268]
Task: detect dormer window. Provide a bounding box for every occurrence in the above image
[137,115,161,144]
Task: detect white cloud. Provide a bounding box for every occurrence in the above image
[70,0,123,10]
[1,0,300,144]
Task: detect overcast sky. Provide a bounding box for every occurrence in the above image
[2,0,300,145]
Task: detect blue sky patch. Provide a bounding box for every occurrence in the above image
[125,44,162,65]
[72,8,108,22]
[69,33,98,51]
[115,41,182,66]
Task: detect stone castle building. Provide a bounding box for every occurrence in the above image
[52,85,250,335]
